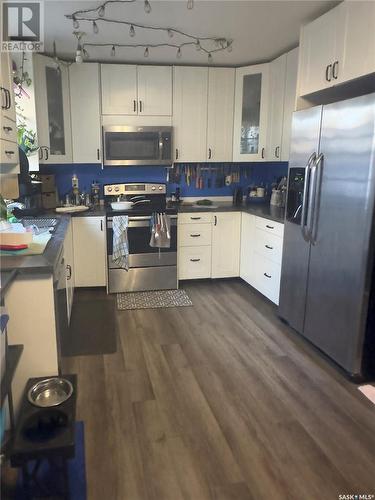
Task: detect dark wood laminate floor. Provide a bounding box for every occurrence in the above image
[62,280,375,500]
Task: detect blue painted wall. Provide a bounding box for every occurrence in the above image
[40,162,288,200]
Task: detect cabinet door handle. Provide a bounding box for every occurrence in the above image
[208,148,212,159]
[190,234,201,238]
[264,272,272,279]
[190,216,201,220]
[4,89,11,110]
[261,147,265,159]
[332,61,339,80]
[214,215,217,226]
[133,99,137,112]
[97,148,100,160]
[175,148,179,160]
[266,225,274,229]
[325,64,332,82]
[5,150,15,155]
[275,146,280,158]
[66,264,72,280]
[100,220,103,231]
[0,87,5,109]
[265,244,273,250]
[3,126,12,132]
[139,100,142,113]
[44,148,49,160]
[190,258,201,262]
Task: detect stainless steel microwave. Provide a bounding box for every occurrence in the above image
[103,126,173,166]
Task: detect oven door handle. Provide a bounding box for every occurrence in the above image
[107,214,177,228]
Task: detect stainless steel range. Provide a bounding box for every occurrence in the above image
[104,182,177,293]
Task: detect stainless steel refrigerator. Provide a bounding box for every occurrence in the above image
[279,92,375,379]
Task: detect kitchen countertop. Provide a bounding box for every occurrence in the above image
[175,202,285,224]
[1,215,70,275]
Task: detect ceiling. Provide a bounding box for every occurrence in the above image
[44,0,339,66]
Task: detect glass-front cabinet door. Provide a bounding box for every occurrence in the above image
[233,64,270,162]
[33,54,72,164]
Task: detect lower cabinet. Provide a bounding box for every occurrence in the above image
[178,211,241,280]
[63,220,75,323]
[72,216,107,287]
[211,212,241,278]
[240,213,284,305]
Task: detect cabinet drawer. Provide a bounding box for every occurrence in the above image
[178,246,211,280]
[179,223,212,247]
[254,229,283,264]
[0,116,17,142]
[255,217,284,237]
[253,252,281,305]
[178,212,213,224]
[0,139,19,168]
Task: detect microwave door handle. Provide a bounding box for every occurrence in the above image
[159,133,164,161]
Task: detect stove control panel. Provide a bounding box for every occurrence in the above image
[104,183,166,196]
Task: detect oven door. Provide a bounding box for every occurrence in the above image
[107,215,177,269]
[103,126,172,166]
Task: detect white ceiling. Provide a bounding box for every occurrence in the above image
[44,0,339,66]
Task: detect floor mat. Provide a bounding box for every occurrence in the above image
[117,289,193,310]
[61,290,116,356]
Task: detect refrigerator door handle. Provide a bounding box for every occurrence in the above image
[300,152,316,242]
[310,153,324,244]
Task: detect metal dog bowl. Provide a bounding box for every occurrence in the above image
[28,378,73,408]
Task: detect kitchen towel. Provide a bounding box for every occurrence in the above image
[149,212,171,249]
[112,215,129,270]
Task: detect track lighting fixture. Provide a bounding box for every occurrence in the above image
[187,0,194,9]
[167,29,173,38]
[208,53,213,63]
[72,16,79,29]
[93,20,99,34]
[111,45,116,56]
[176,47,182,58]
[129,24,135,37]
[144,0,151,14]
[98,5,105,17]
[144,47,149,57]
[195,40,201,51]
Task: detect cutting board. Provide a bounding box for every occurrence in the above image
[0,232,52,256]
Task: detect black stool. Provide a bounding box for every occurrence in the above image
[10,374,77,499]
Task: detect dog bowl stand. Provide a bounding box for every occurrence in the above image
[10,374,77,499]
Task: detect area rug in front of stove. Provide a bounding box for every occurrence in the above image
[117,289,193,310]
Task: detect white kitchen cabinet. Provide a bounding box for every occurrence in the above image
[233,63,270,162]
[72,216,107,287]
[179,246,212,280]
[253,252,282,305]
[240,212,256,284]
[0,52,19,173]
[101,64,172,116]
[101,64,137,115]
[298,1,375,98]
[137,66,172,116]
[266,54,286,161]
[207,68,235,162]
[173,66,208,162]
[69,63,101,163]
[281,48,299,161]
[63,220,75,323]
[339,1,375,84]
[211,212,241,278]
[33,54,72,163]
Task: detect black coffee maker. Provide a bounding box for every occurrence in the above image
[15,148,43,215]
[232,187,243,206]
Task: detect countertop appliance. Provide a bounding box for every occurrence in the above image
[104,182,177,293]
[102,126,173,166]
[279,93,375,379]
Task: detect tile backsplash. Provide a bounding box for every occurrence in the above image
[39,162,288,200]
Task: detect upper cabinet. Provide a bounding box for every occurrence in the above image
[298,1,375,97]
[233,64,270,162]
[1,51,19,173]
[101,64,172,116]
[33,54,72,164]
[69,63,101,163]
[207,68,235,162]
[281,48,299,162]
[173,66,208,162]
[266,54,286,161]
